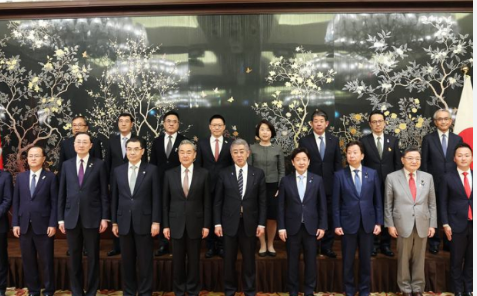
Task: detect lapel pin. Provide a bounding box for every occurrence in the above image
[175,148,178,152]
[388,147,392,151]
[420,180,425,186]
[387,139,390,143]
[365,172,369,179]
[42,176,46,180]
[225,140,228,144]
[89,163,93,168]
[143,171,146,174]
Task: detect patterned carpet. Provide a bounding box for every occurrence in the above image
[4,289,455,296]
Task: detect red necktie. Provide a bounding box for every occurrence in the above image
[463,172,472,220]
[214,139,219,162]
[409,173,416,201]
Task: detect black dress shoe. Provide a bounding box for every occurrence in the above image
[402,292,412,296]
[217,248,225,258]
[258,251,267,257]
[83,249,88,256]
[154,245,169,257]
[205,248,215,258]
[107,249,121,256]
[321,249,337,258]
[412,292,423,296]
[429,246,439,254]
[463,292,472,296]
[381,246,394,257]
[454,292,464,296]
[267,251,277,257]
[66,250,70,256]
[371,249,377,257]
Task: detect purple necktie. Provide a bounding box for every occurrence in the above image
[78,159,85,186]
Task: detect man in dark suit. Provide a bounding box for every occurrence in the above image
[105,113,147,257]
[58,115,103,172]
[298,109,341,258]
[333,141,383,296]
[421,109,463,254]
[439,143,473,296]
[278,147,327,296]
[163,140,211,296]
[0,164,12,296]
[12,146,57,296]
[360,110,401,257]
[150,110,187,256]
[58,132,110,296]
[214,139,266,296]
[111,137,160,296]
[196,114,233,258]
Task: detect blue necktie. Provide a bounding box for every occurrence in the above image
[298,175,305,201]
[441,134,447,157]
[319,136,325,160]
[30,174,36,197]
[238,169,244,198]
[354,169,361,195]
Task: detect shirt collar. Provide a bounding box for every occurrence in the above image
[235,163,248,173]
[210,135,224,143]
[437,129,449,138]
[403,168,416,177]
[373,133,384,140]
[457,168,471,176]
[349,165,363,173]
[30,168,42,177]
[77,154,90,165]
[165,132,178,139]
[295,171,307,179]
[181,164,194,173]
[120,132,132,139]
[129,160,141,169]
[313,131,326,139]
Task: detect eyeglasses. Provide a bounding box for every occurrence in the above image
[370,120,385,125]
[126,148,143,153]
[165,119,179,124]
[74,141,91,145]
[72,124,87,128]
[27,154,43,158]
[210,124,224,128]
[435,117,450,122]
[404,157,421,162]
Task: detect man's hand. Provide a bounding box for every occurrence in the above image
[279,230,287,242]
[444,225,452,241]
[316,229,325,240]
[163,228,171,240]
[215,226,223,237]
[335,228,344,236]
[112,224,119,238]
[373,225,381,235]
[12,227,20,238]
[47,227,56,237]
[59,223,66,234]
[99,220,108,233]
[151,223,160,237]
[388,226,398,238]
[428,227,435,238]
[256,227,265,237]
[202,228,209,239]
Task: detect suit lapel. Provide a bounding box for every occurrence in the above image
[219,139,230,161]
[120,165,132,197]
[432,133,446,159]
[132,162,147,196]
[344,167,360,199]
[187,167,201,198]
[80,158,94,187]
[397,170,414,203]
[289,174,301,202]
[452,170,469,198]
[229,167,241,199]
[308,135,321,160]
[381,136,392,161]
[205,139,216,161]
[244,166,255,199]
[32,170,47,199]
[175,167,187,199]
[366,135,381,161]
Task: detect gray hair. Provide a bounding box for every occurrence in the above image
[230,138,250,152]
[433,109,451,120]
[179,139,197,151]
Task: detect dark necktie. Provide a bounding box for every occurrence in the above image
[30,174,36,197]
[441,134,447,157]
[377,136,383,159]
[354,169,361,195]
[78,159,85,186]
[319,136,325,160]
[166,135,173,158]
[238,168,243,198]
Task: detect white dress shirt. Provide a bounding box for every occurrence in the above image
[210,136,224,156]
[164,132,178,152]
[350,165,363,186]
[457,168,472,191]
[128,160,141,181]
[235,163,248,199]
[181,164,194,189]
[313,131,326,155]
[76,154,90,175]
[30,168,43,190]
[295,171,308,194]
[372,133,385,147]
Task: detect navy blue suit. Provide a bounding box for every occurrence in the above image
[439,170,473,293]
[421,131,463,249]
[12,170,57,295]
[277,172,327,296]
[333,166,383,296]
[298,133,341,252]
[0,170,12,294]
[58,157,109,296]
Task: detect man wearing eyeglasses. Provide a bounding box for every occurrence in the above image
[150,110,188,256]
[105,113,148,257]
[421,109,463,254]
[111,137,160,296]
[360,110,402,257]
[384,147,437,296]
[58,132,109,296]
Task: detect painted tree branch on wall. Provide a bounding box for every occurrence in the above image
[253,46,336,155]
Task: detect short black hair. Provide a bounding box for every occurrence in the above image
[291,147,310,160]
[255,119,277,139]
[27,145,46,157]
[402,146,420,157]
[118,113,134,123]
[368,110,385,122]
[346,140,364,154]
[163,110,180,122]
[454,143,473,156]
[209,114,226,125]
[126,137,145,149]
[310,109,329,122]
[74,132,92,142]
[72,115,88,126]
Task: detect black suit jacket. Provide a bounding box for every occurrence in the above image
[421,131,463,185]
[163,166,211,239]
[105,133,148,181]
[111,162,160,235]
[360,134,402,183]
[277,172,327,236]
[0,170,13,234]
[150,133,187,186]
[439,170,473,234]
[195,137,233,192]
[59,136,103,170]
[13,170,58,234]
[214,165,267,237]
[298,133,342,196]
[58,157,110,229]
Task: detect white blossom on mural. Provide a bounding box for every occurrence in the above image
[253,46,336,155]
